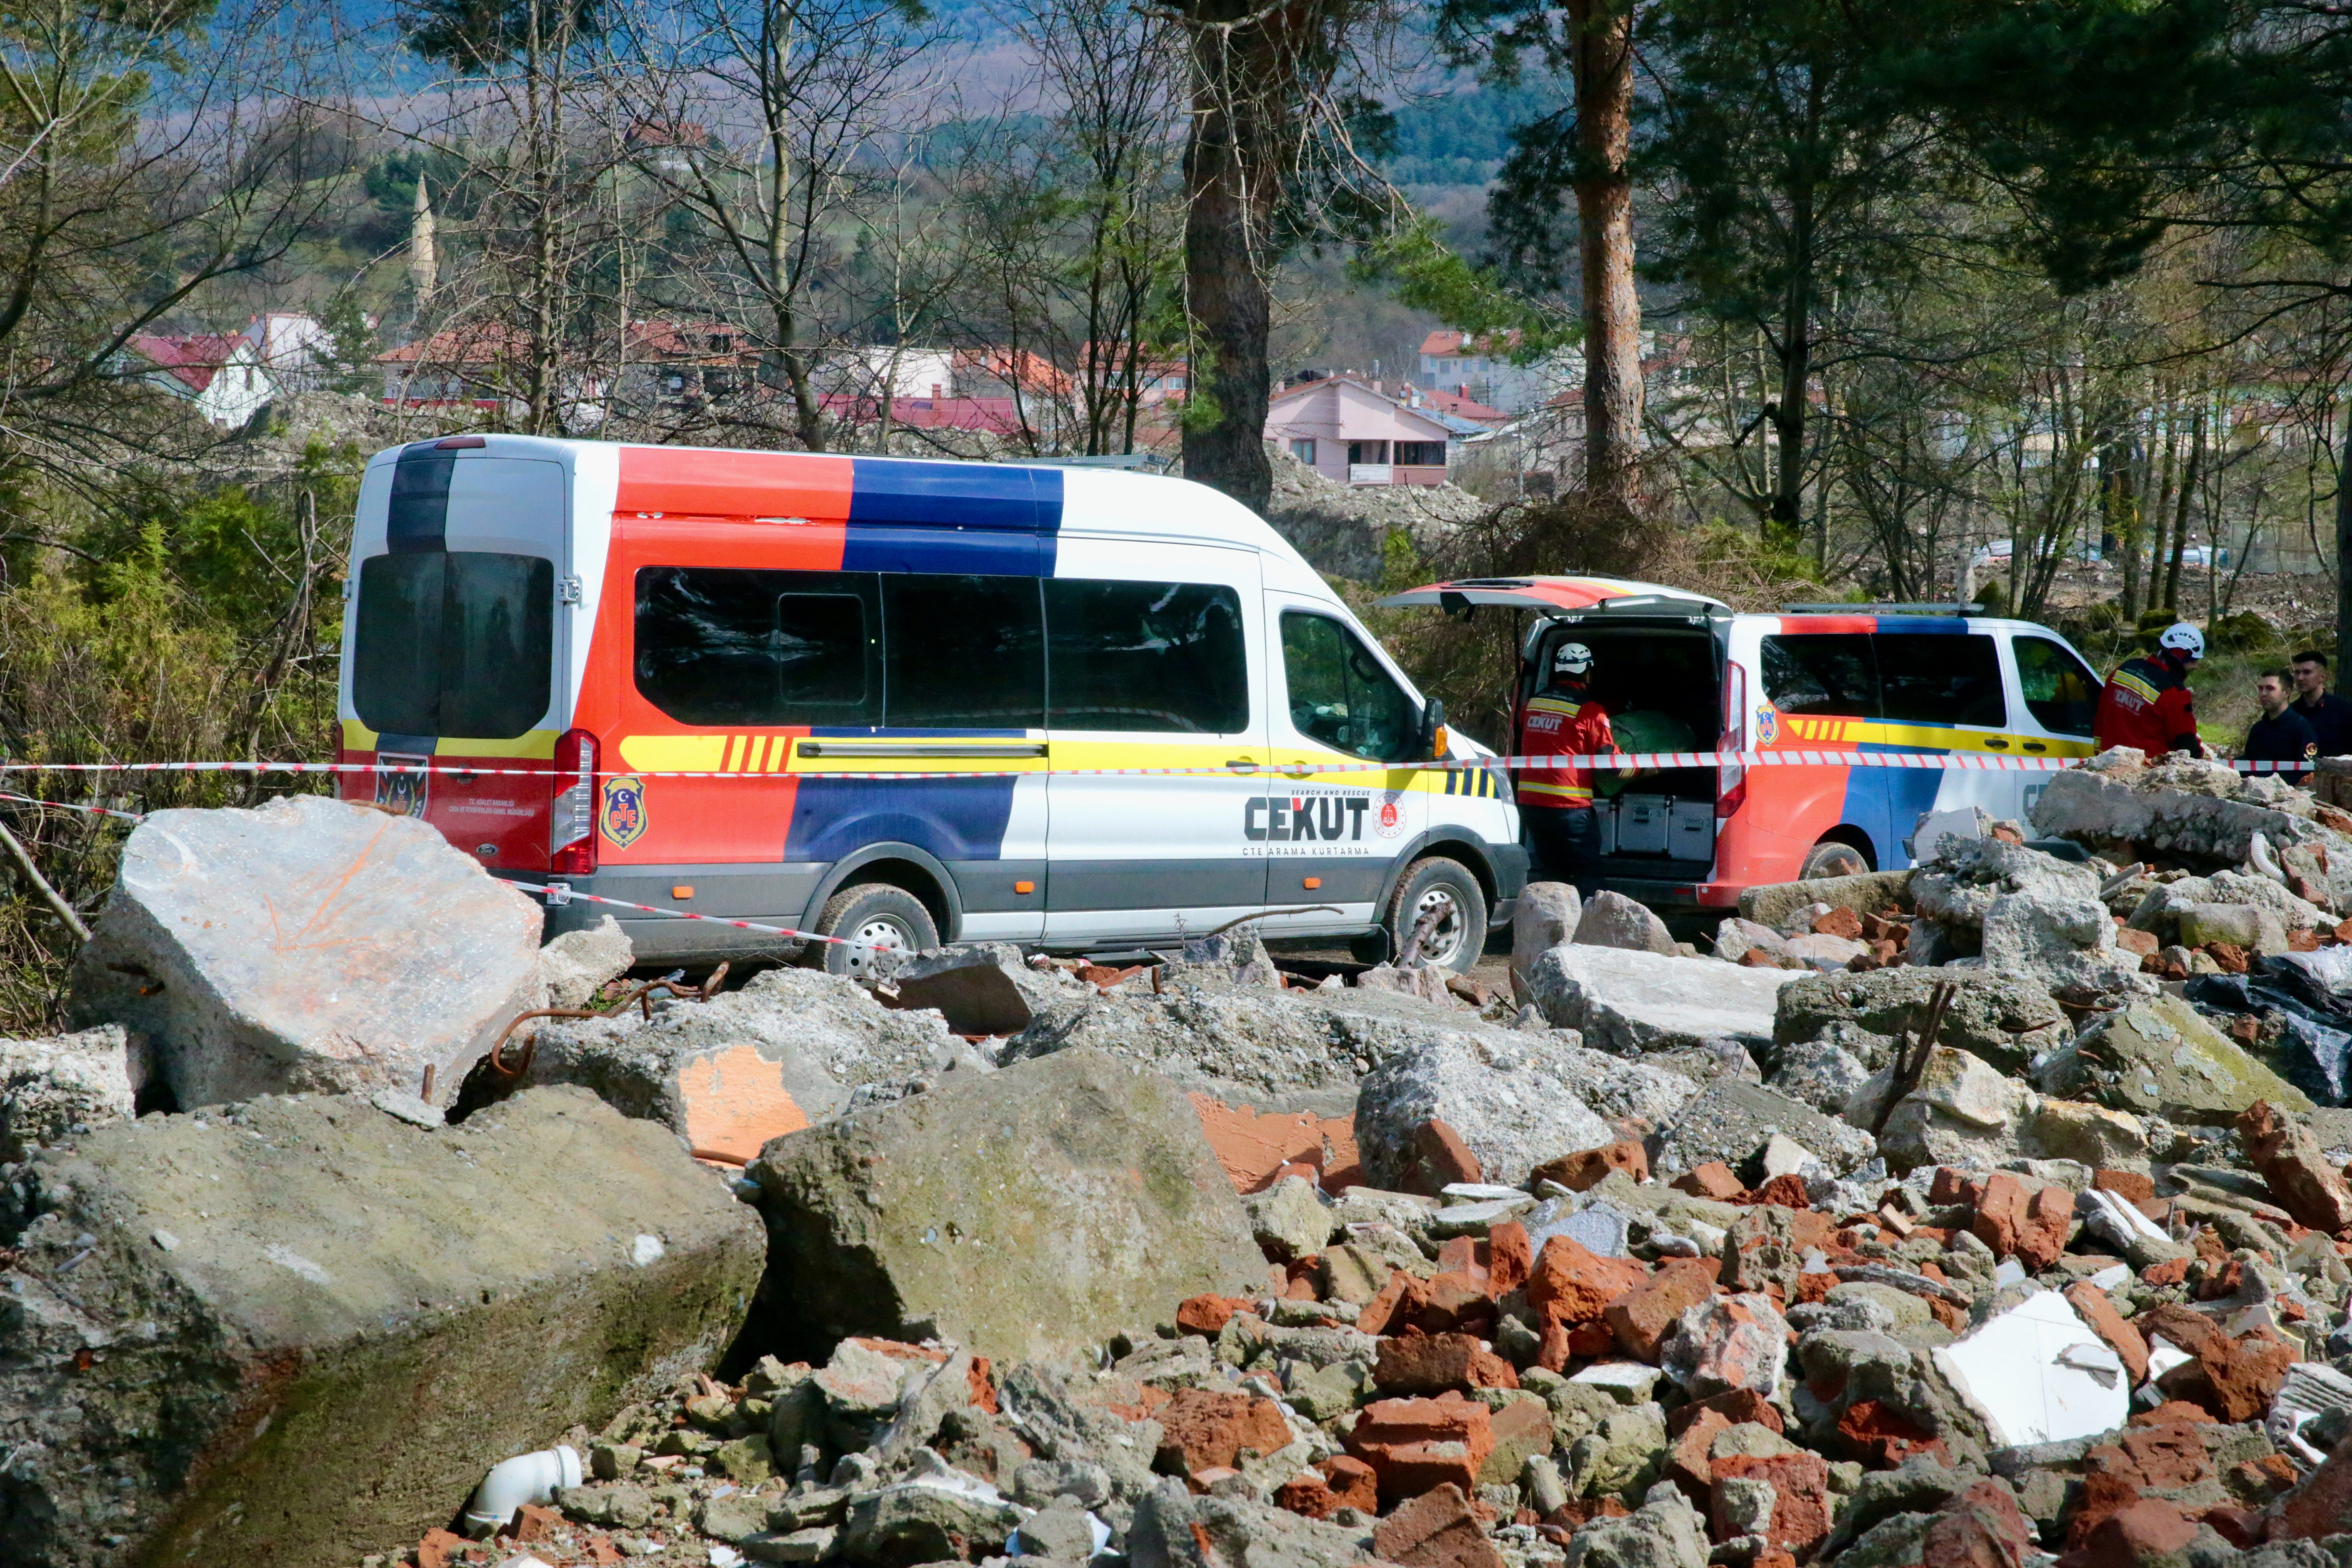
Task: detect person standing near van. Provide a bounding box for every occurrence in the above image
[2094,622,2207,759]
[2245,668,2320,779]
[1519,642,1615,887]
[2290,650,2352,757]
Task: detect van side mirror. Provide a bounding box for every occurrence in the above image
[1420,698,1448,759]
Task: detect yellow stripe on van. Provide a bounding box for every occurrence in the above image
[339,719,560,759]
[618,734,731,773]
[1772,715,2095,758]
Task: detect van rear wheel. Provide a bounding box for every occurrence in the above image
[810,882,937,980]
[1368,856,1486,974]
[1800,839,1870,880]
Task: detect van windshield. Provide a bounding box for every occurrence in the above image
[353,551,554,739]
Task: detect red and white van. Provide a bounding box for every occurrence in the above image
[1377,577,2106,908]
[336,436,1528,972]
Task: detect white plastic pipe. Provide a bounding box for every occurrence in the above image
[464,1444,582,1533]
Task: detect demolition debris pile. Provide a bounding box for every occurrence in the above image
[19,746,2352,1565]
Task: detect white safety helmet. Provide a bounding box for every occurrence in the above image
[1553,642,1594,677]
[2158,622,2205,661]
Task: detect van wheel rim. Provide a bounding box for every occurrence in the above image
[843,914,916,971]
[1413,886,1466,966]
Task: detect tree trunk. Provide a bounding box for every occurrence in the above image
[1567,0,1639,505]
[2165,404,2204,612]
[1179,15,1277,514]
[2338,394,2352,697]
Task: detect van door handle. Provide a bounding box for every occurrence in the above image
[1983,738,2009,749]
[1226,759,1259,771]
[2022,741,2047,752]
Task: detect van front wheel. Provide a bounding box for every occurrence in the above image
[810,882,938,980]
[1371,857,1487,974]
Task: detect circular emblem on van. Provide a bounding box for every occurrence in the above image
[1376,791,1403,839]
[1754,705,1779,747]
[601,775,648,848]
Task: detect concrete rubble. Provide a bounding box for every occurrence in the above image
[22,751,2352,1566]
[64,794,545,1109]
[0,1085,762,1568]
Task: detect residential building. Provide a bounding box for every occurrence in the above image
[1416,329,1578,416]
[375,318,755,413]
[243,311,339,392]
[126,333,278,426]
[1264,375,1458,486]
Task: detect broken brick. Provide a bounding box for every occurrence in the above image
[1372,1482,1508,1568]
[1525,1234,1647,1323]
[2064,1281,2151,1385]
[1344,1392,1495,1506]
[1605,1257,1718,1362]
[1671,1162,1747,1201]
[1710,1450,1829,1555]
[1487,1221,1532,1297]
[1152,1387,1293,1480]
[2239,1099,2352,1235]
[1374,1332,1519,1395]
[1529,1141,1649,1192]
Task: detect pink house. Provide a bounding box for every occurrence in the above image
[1263,376,1455,486]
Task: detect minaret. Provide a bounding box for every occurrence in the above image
[409,177,438,304]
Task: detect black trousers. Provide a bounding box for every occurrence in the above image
[1523,804,1603,892]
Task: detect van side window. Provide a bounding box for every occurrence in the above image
[1281,612,1417,762]
[1761,634,1878,716]
[2016,636,2099,736]
[635,567,879,725]
[1877,632,2007,727]
[355,550,553,739]
[882,573,1044,729]
[1044,580,1248,733]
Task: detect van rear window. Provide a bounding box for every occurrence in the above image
[1762,634,1877,716]
[353,551,553,739]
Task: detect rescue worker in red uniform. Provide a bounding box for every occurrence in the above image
[2094,622,2207,758]
[1518,641,1615,889]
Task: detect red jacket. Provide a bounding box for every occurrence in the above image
[2094,654,2199,756]
[1518,681,1614,808]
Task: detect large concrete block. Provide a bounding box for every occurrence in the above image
[2031,755,2347,867]
[483,966,966,1162]
[747,1047,1266,1362]
[1530,945,1801,1057]
[0,1085,764,1568]
[0,1024,132,1160]
[1773,968,2070,1076]
[1736,870,1913,932]
[1355,1031,1695,1188]
[2037,993,2312,1125]
[67,795,544,1109]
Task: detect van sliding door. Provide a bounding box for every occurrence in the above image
[1041,543,1268,944]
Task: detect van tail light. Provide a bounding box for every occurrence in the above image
[550,728,599,876]
[1719,661,1748,820]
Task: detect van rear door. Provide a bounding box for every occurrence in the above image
[341,446,570,872]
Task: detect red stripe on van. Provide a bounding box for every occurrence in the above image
[1773,613,1877,635]
[616,446,856,521]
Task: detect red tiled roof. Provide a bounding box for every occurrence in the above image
[127,333,244,393]
[1418,329,1523,358]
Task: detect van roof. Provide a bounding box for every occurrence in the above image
[365,435,1323,575]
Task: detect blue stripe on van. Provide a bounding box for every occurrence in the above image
[782,776,1019,863]
[386,448,454,553]
[1838,746,1945,870]
[1871,617,1970,635]
[843,461,1063,577]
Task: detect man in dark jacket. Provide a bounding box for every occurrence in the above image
[2246,669,2320,779]
[2290,650,2352,757]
